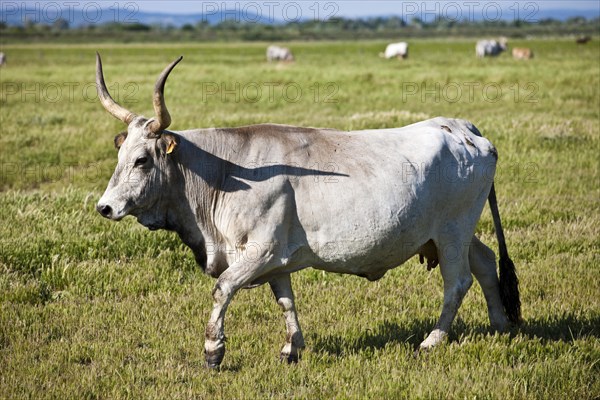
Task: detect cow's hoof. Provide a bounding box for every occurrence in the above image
[413,347,422,358]
[205,347,225,369]
[280,352,299,364]
[205,361,221,370]
[413,347,429,358]
[490,318,509,333]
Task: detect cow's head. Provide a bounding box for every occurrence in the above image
[498,37,508,50]
[95,53,182,229]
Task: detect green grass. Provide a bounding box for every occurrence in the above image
[1,39,599,399]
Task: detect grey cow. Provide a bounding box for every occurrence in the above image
[476,38,508,58]
[266,45,294,62]
[96,54,521,368]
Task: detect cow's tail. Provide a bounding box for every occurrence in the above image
[488,183,521,324]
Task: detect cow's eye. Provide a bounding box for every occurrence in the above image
[134,156,148,167]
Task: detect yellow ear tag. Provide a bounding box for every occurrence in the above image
[166,141,176,154]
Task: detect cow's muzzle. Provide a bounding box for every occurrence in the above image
[96,203,114,219]
[96,198,132,221]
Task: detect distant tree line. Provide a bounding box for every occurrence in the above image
[0,15,598,43]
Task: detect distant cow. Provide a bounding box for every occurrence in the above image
[380,42,409,59]
[512,48,533,60]
[576,36,591,44]
[267,45,294,62]
[0,52,5,67]
[476,38,507,58]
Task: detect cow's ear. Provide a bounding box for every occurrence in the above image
[114,131,127,149]
[159,133,179,156]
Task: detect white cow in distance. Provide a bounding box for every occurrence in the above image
[380,42,409,59]
[0,52,6,67]
[267,45,294,62]
[476,38,508,58]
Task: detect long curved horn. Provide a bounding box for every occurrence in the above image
[148,56,183,134]
[95,52,136,124]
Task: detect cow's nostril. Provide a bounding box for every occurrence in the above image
[97,204,113,218]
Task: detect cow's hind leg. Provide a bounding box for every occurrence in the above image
[469,236,509,332]
[420,236,473,350]
[269,274,305,363]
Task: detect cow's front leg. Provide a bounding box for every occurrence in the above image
[269,274,305,363]
[204,265,256,369]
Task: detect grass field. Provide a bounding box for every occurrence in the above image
[0,39,599,399]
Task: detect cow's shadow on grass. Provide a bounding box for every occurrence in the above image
[518,314,600,342]
[312,314,600,357]
[312,319,434,356]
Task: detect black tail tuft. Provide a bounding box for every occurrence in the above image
[499,255,521,324]
[489,183,522,325]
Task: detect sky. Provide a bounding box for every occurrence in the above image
[125,1,599,17]
[13,1,600,17]
[6,1,599,25]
